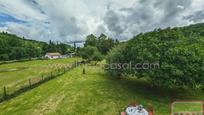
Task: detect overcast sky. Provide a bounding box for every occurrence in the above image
[0,0,204,42]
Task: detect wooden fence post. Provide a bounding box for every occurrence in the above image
[41,75,44,81]
[3,86,7,99]
[29,79,32,88]
[74,61,77,67]
[83,68,86,74]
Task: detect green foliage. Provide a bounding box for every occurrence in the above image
[92,50,103,62]
[0,32,73,61]
[97,34,115,55]
[81,33,117,62]
[84,33,116,55]
[84,34,97,47]
[80,46,103,62]
[80,46,96,60]
[106,23,204,89]
[106,43,128,78]
[0,54,9,60]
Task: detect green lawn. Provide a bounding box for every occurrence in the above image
[172,101,203,114]
[0,58,81,87]
[0,58,81,98]
[0,63,204,115]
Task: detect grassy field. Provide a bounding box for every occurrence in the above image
[172,101,203,114]
[0,58,81,99]
[0,62,204,115]
[0,58,80,87]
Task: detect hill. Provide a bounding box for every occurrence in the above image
[0,32,73,61]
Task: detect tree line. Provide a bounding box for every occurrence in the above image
[80,34,119,63]
[0,32,74,61]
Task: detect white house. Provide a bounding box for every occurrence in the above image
[45,52,62,59]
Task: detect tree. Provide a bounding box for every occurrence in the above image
[92,50,103,64]
[0,32,74,61]
[0,54,9,60]
[106,26,204,89]
[80,46,98,61]
[115,39,120,45]
[106,43,128,79]
[47,40,57,52]
[80,46,103,62]
[76,47,81,56]
[57,43,68,54]
[84,34,116,55]
[97,35,115,55]
[84,34,97,47]
[98,33,107,40]
[74,42,76,51]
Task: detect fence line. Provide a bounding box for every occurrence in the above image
[0,61,83,103]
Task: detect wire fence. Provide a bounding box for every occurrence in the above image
[0,61,83,103]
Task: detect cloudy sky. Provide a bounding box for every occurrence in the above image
[0,0,204,42]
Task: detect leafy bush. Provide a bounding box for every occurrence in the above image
[84,34,117,55]
[80,46,103,62]
[0,54,9,60]
[106,43,128,78]
[106,25,204,89]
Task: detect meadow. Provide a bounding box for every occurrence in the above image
[0,59,203,115]
[0,58,81,99]
[0,58,80,87]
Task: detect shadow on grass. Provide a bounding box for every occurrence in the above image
[107,76,204,104]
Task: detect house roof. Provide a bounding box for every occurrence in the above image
[46,52,61,56]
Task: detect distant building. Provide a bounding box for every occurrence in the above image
[45,52,62,59]
[69,53,76,57]
[62,53,76,58]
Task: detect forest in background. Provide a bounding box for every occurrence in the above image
[0,32,74,60]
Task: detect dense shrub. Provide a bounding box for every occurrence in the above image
[106,25,204,89]
[106,43,128,78]
[84,34,117,55]
[80,46,103,62]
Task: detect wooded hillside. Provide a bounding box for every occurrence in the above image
[0,32,73,61]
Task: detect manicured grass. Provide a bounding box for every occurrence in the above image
[0,64,203,115]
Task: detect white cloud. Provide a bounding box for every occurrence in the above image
[0,0,47,22]
[0,0,204,42]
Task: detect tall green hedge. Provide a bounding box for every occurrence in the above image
[106,24,204,89]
